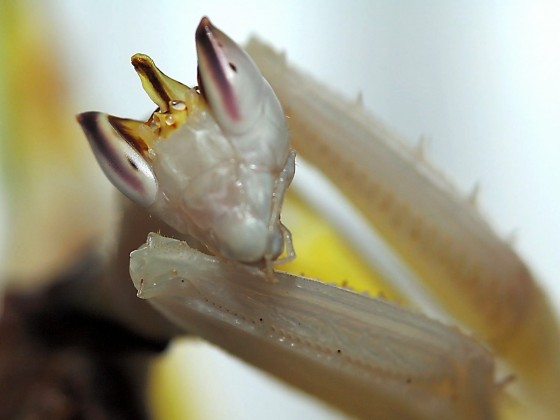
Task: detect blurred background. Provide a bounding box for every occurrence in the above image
[1,1,559,418]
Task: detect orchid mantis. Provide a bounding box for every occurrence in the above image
[77,17,560,419]
[78,17,295,274]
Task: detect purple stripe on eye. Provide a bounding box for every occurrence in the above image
[77,112,146,194]
[196,19,241,122]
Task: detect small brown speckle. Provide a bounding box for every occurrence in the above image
[127,157,138,171]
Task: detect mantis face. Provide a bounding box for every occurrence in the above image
[77,17,295,265]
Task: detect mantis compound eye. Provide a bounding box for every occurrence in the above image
[76,112,158,207]
[196,16,266,135]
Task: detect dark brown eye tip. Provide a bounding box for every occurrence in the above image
[196,16,214,43]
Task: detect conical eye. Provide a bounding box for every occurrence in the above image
[195,17,265,135]
[76,112,158,207]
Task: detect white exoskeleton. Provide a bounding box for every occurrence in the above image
[130,232,495,420]
[77,17,295,269]
[75,16,560,420]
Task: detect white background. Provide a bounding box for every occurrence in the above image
[3,1,559,418]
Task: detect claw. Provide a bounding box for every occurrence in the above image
[76,112,158,207]
[195,16,266,134]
